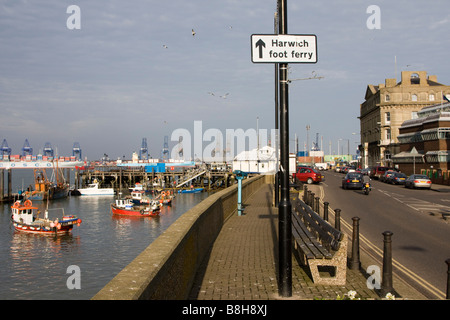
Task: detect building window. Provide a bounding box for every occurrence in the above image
[429,94,435,101]
[411,111,418,119]
[385,112,391,123]
[386,128,391,141]
[385,94,390,102]
[412,94,418,101]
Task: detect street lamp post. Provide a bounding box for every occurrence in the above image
[277,0,292,298]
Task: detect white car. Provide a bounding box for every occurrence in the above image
[404,174,432,189]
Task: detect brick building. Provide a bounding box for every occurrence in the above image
[359,71,450,168]
[393,101,450,175]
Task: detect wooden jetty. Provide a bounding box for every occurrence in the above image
[73,163,237,195]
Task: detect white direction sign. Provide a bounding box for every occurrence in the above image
[251,34,317,63]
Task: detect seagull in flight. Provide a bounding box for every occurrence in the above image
[220,93,229,99]
[162,45,168,49]
[192,29,196,37]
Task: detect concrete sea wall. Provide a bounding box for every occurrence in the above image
[92,174,271,300]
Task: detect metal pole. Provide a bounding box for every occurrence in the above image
[277,0,292,297]
[381,231,394,296]
[350,217,361,270]
[274,10,279,207]
[445,258,450,299]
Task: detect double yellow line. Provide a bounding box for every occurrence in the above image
[313,185,445,299]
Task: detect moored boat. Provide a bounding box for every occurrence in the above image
[78,182,114,196]
[178,187,204,194]
[111,198,161,217]
[154,190,173,205]
[24,168,69,201]
[11,199,82,235]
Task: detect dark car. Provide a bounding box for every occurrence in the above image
[342,172,364,190]
[380,170,396,183]
[387,172,407,185]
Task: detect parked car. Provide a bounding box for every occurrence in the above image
[380,170,396,183]
[370,166,392,179]
[292,166,324,184]
[361,168,371,175]
[342,172,364,190]
[404,174,432,189]
[387,172,407,185]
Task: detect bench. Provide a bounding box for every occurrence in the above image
[291,198,347,285]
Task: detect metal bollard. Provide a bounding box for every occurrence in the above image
[303,185,308,202]
[315,196,319,213]
[307,190,312,206]
[334,209,341,231]
[446,258,450,299]
[323,202,329,221]
[381,231,394,296]
[310,192,315,207]
[349,217,360,270]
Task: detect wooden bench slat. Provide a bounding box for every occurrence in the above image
[293,199,342,251]
[292,215,325,259]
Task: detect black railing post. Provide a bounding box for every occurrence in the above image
[323,202,329,221]
[314,196,319,213]
[349,217,361,270]
[334,209,341,231]
[381,231,394,296]
[446,258,450,299]
[303,185,307,202]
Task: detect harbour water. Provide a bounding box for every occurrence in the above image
[0,169,210,299]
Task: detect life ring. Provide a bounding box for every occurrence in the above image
[161,191,166,197]
[140,209,145,215]
[14,201,21,207]
[24,199,32,207]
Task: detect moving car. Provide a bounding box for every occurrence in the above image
[342,172,364,190]
[292,166,324,184]
[404,174,432,189]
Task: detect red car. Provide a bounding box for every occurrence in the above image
[292,166,324,184]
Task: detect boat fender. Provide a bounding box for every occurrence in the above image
[140,209,145,215]
[77,219,82,226]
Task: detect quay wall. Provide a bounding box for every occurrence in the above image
[92,174,272,300]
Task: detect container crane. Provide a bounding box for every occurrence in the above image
[139,138,149,160]
[43,142,54,157]
[72,142,82,160]
[0,139,11,156]
[22,139,33,156]
[160,136,169,160]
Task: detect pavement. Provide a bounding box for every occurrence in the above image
[188,183,431,300]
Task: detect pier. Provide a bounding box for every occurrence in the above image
[0,160,247,202]
[73,162,239,195]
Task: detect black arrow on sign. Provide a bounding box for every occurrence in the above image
[255,39,265,59]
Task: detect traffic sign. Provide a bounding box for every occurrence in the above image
[251,34,317,63]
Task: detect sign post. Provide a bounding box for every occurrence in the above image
[251,34,317,64]
[251,0,318,297]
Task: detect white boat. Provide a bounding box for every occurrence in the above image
[78,182,114,196]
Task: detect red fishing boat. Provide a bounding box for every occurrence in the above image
[11,199,82,235]
[111,198,161,217]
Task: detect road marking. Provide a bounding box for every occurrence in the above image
[307,188,446,299]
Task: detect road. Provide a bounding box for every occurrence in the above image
[305,170,450,299]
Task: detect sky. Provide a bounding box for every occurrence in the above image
[1,0,450,161]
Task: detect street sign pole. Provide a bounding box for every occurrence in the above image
[277,0,292,297]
